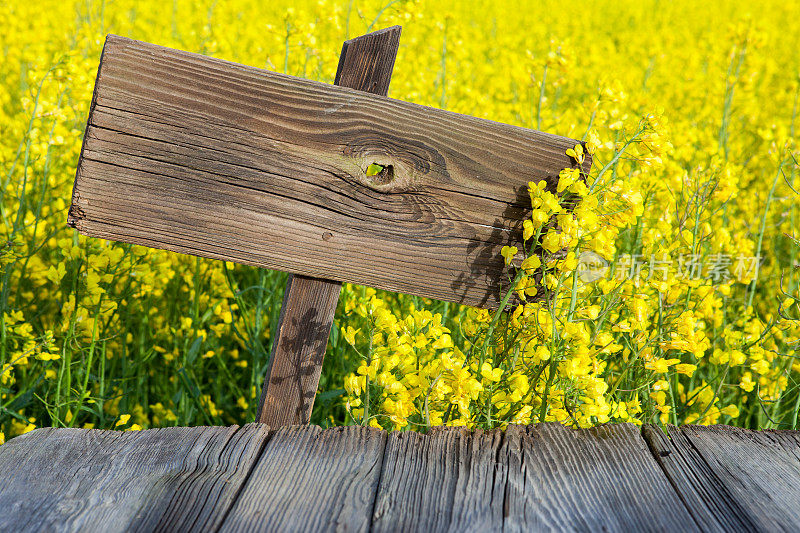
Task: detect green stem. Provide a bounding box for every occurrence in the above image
[747,162,783,310]
[479,269,524,369]
[537,64,548,130]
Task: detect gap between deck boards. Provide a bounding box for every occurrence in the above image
[213,424,277,529]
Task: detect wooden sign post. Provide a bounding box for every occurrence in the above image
[255,27,402,426]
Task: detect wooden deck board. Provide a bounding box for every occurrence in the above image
[2,423,800,532]
[502,424,700,532]
[0,424,269,533]
[644,424,800,532]
[446,428,508,532]
[219,425,386,533]
[371,427,463,532]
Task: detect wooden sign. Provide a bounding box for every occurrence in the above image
[69,34,591,309]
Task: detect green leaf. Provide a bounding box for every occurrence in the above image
[366,163,384,176]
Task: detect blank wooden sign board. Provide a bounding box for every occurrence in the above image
[69,27,591,426]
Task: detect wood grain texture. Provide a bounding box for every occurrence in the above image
[219,425,387,533]
[256,27,400,428]
[371,427,506,533]
[502,423,700,532]
[371,428,461,532]
[644,424,800,532]
[445,428,507,531]
[68,34,591,308]
[0,424,269,533]
[333,26,400,93]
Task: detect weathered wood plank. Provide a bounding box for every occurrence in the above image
[0,424,269,532]
[68,34,591,308]
[371,427,506,532]
[219,425,386,532]
[371,428,461,532]
[256,27,401,428]
[447,428,507,531]
[502,423,699,532]
[643,424,800,532]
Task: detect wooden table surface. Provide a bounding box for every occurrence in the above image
[1,422,799,532]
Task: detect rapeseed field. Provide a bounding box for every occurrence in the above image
[1,0,798,442]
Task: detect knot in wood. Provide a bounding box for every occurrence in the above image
[342,133,445,194]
